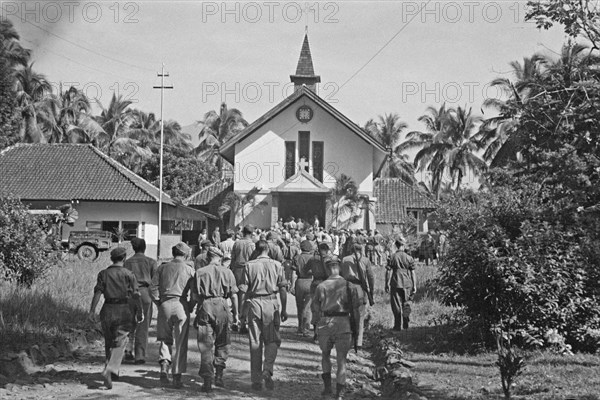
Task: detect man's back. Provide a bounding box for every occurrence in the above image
[387,251,415,289]
[219,238,235,259]
[231,238,255,268]
[242,256,284,296]
[195,262,237,298]
[123,253,157,287]
[152,259,195,300]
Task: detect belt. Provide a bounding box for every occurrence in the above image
[324,311,350,317]
[104,298,128,304]
[139,283,150,288]
[248,293,278,300]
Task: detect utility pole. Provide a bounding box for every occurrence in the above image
[153,63,173,259]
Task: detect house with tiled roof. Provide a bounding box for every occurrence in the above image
[374,178,437,234]
[0,143,216,256]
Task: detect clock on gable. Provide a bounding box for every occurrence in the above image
[296,105,313,123]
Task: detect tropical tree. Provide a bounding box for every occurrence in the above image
[195,103,248,168]
[364,113,415,184]
[327,174,359,229]
[129,110,193,153]
[14,64,53,143]
[218,187,262,229]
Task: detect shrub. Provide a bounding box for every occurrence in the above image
[0,194,59,286]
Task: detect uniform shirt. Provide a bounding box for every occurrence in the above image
[231,238,255,269]
[387,251,416,290]
[341,254,375,290]
[306,254,331,281]
[294,251,315,279]
[195,252,209,269]
[211,230,221,245]
[239,255,286,296]
[267,241,284,263]
[195,261,238,299]
[94,264,139,299]
[219,238,235,259]
[151,259,195,302]
[123,253,157,287]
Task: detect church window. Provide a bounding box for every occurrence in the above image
[298,131,310,172]
[312,141,324,182]
[285,141,296,179]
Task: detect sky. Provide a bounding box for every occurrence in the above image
[4,0,566,149]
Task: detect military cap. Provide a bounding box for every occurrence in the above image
[110,247,127,259]
[325,257,340,267]
[305,233,315,241]
[318,242,330,251]
[200,239,212,247]
[300,240,313,252]
[173,242,191,256]
[207,246,223,258]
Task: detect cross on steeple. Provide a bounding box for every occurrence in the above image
[302,3,316,34]
[298,157,309,172]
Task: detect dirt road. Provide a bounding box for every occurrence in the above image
[0,299,375,400]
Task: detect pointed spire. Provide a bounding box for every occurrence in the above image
[290,33,321,92]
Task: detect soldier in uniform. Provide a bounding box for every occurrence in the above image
[289,239,315,335]
[195,239,212,269]
[239,240,288,391]
[123,238,157,364]
[230,225,256,333]
[89,247,143,390]
[385,238,417,330]
[312,258,361,400]
[193,246,239,392]
[266,231,284,263]
[151,242,196,388]
[341,243,375,349]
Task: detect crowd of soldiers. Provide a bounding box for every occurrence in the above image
[88,223,418,399]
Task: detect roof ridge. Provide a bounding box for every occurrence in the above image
[87,145,173,204]
[183,178,232,203]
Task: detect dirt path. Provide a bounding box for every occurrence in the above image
[0,299,376,400]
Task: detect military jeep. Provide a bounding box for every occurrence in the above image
[69,231,112,261]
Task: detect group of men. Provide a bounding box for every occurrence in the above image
[89,223,418,399]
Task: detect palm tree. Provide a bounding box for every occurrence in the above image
[327,174,359,229]
[365,113,415,184]
[195,103,248,168]
[400,104,486,197]
[95,92,134,155]
[14,64,53,143]
[218,186,262,229]
[0,20,30,69]
[129,110,193,154]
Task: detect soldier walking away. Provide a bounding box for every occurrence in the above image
[312,258,361,400]
[195,239,212,269]
[385,238,417,330]
[308,242,333,341]
[123,238,157,364]
[289,239,315,335]
[151,242,196,388]
[192,246,239,392]
[341,243,375,349]
[230,225,256,334]
[239,240,288,391]
[88,247,143,390]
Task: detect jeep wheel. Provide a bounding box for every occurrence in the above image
[77,245,98,261]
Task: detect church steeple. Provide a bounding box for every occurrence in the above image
[290,33,321,92]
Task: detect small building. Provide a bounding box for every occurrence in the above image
[0,143,216,256]
[374,178,437,235]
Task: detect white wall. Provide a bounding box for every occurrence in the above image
[233,96,382,194]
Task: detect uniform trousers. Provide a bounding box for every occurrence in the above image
[245,297,281,384]
[317,316,353,385]
[127,286,152,361]
[390,287,412,329]
[196,297,231,379]
[157,298,190,374]
[294,278,312,333]
[100,303,134,376]
[348,282,369,347]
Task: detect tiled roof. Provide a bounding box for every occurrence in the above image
[220,86,387,163]
[0,143,175,204]
[295,34,317,76]
[184,179,233,206]
[374,178,437,223]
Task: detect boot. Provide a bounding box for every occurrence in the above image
[335,383,346,400]
[215,366,224,387]
[321,373,332,396]
[102,371,112,390]
[402,317,410,330]
[159,361,170,385]
[202,377,213,393]
[172,373,183,389]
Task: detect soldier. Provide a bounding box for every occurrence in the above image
[123,238,157,364]
[312,258,360,400]
[289,239,315,335]
[151,242,195,388]
[266,231,284,263]
[88,247,143,390]
[195,239,212,269]
[239,240,288,391]
[219,229,236,260]
[341,243,375,349]
[193,246,239,392]
[230,225,256,333]
[385,238,417,330]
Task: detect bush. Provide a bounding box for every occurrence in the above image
[0,194,59,286]
[436,179,600,352]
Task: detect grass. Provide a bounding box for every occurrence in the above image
[367,261,600,400]
[0,244,131,354]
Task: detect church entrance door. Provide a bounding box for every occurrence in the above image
[279,193,326,227]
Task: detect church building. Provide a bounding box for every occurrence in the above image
[217,34,388,230]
